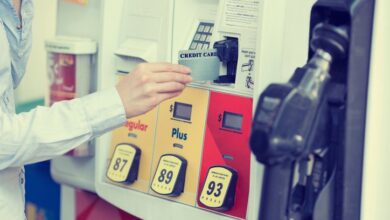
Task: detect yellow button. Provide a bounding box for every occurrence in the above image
[199,166,237,210]
[151,154,187,196]
[107,144,141,184]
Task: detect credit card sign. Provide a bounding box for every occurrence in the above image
[178,49,220,81]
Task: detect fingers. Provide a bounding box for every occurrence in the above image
[152,72,192,84]
[139,62,191,74]
[153,82,186,93]
[155,91,182,104]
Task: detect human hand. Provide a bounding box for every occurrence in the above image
[116,63,192,118]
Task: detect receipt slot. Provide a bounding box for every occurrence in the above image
[107,105,159,193]
[150,87,209,205]
[197,92,252,219]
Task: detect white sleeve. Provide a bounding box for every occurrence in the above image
[0,87,126,169]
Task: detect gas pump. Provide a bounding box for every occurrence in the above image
[95,0,315,219]
[149,0,259,217]
[46,36,97,158]
[250,0,375,219]
[251,23,348,220]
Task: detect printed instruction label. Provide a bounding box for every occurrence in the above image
[223,0,260,30]
[240,48,256,89]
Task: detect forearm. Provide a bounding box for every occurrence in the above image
[0,88,126,169]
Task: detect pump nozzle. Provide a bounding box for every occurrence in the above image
[250,23,348,165]
[249,22,349,220]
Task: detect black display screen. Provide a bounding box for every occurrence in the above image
[173,102,192,121]
[222,112,243,131]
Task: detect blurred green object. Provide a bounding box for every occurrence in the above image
[16,99,45,113]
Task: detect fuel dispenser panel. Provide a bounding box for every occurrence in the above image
[149,87,210,206]
[107,107,158,193]
[197,92,253,219]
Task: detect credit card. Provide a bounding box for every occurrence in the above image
[178,49,220,81]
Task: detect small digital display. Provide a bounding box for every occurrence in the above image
[222,112,243,131]
[173,102,192,121]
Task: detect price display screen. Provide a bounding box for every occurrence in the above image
[222,112,243,131]
[173,102,192,121]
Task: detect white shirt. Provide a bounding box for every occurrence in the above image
[0,2,127,219]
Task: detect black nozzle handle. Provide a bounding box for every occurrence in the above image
[259,163,293,220]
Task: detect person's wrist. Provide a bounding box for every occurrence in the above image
[80,87,127,135]
[115,84,129,118]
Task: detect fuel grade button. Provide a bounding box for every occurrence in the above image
[151,154,187,197]
[107,143,141,184]
[199,166,238,211]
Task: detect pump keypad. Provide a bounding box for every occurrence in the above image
[107,144,141,184]
[151,154,187,196]
[190,22,214,50]
[199,166,237,210]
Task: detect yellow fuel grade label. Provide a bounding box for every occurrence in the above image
[107,144,139,183]
[199,166,237,209]
[151,155,187,196]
